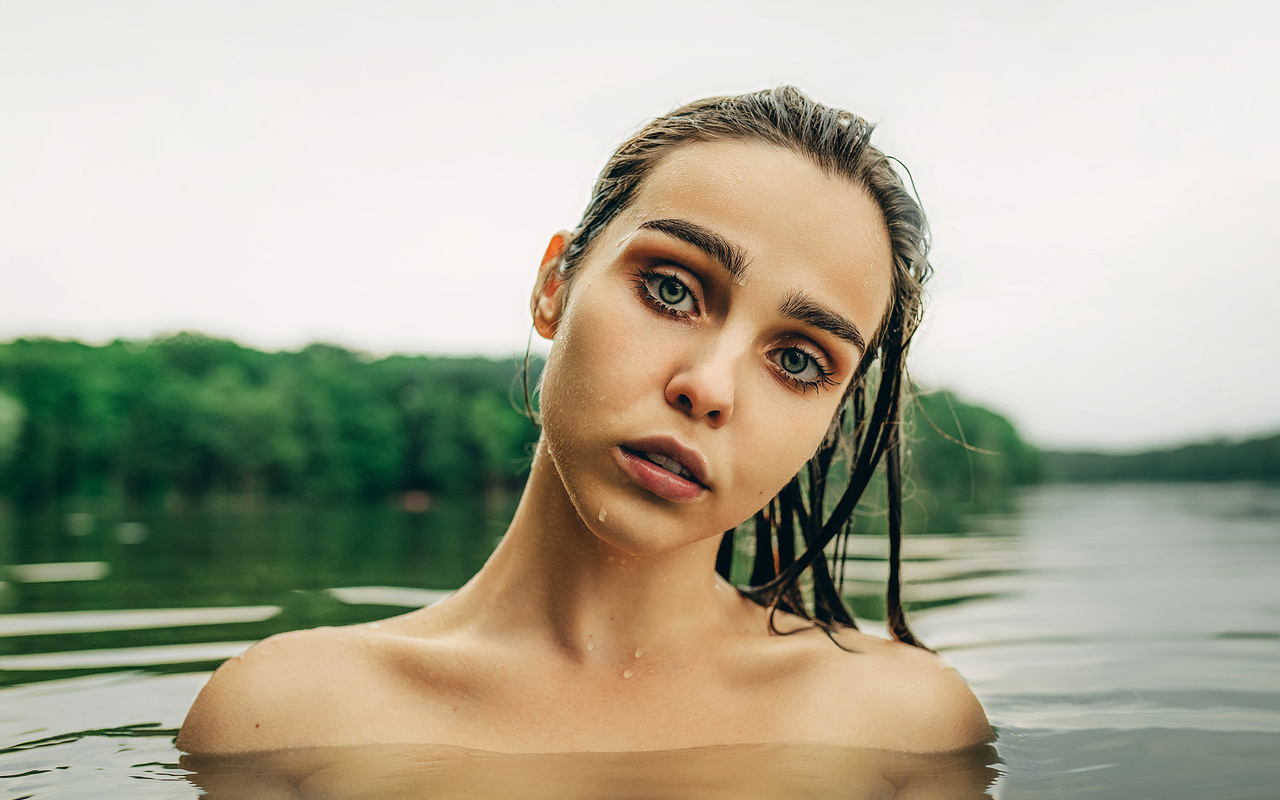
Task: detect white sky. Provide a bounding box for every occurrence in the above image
[1,0,1277,449]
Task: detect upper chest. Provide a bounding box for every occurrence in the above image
[329,629,894,752]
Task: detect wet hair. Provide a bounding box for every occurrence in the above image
[540,86,931,648]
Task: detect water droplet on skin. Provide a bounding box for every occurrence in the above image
[634,648,644,658]
[368,622,380,629]
[599,508,607,521]
[587,641,595,652]
[623,669,635,679]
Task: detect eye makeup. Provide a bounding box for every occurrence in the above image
[629,264,839,394]
[631,268,701,319]
[768,344,837,392]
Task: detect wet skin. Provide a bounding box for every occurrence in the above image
[535,139,894,558]
[184,741,1001,799]
[177,140,991,759]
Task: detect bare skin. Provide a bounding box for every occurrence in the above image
[185,742,1000,799]
[178,140,992,760]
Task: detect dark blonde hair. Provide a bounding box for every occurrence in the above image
[551,86,932,647]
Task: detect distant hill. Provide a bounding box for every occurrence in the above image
[1045,433,1280,483]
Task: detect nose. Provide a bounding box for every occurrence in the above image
[664,336,740,428]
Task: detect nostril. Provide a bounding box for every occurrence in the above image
[677,393,693,411]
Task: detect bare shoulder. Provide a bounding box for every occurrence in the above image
[177,626,381,755]
[807,626,992,753]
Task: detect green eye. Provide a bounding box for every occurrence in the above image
[657,276,687,306]
[638,271,697,316]
[780,348,809,375]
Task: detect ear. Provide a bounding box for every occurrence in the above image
[531,231,572,340]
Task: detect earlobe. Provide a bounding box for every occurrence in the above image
[531,231,571,340]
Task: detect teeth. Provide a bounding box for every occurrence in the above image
[644,452,695,481]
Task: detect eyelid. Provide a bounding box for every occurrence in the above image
[629,255,841,394]
[633,263,706,316]
[778,336,833,371]
[769,340,838,393]
[628,234,725,278]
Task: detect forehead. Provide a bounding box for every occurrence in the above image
[617,140,895,333]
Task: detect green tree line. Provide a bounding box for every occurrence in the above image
[1045,434,1280,483]
[904,389,1045,508]
[0,335,1042,514]
[0,335,536,507]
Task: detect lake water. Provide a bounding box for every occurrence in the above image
[1,483,1277,798]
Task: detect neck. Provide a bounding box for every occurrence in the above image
[453,439,744,663]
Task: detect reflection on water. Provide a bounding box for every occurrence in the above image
[0,497,513,684]
[6,560,110,583]
[184,742,999,799]
[0,605,281,637]
[1,483,1278,798]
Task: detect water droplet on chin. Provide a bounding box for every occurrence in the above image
[598,508,607,521]
[587,641,595,652]
[622,669,635,679]
[634,648,644,658]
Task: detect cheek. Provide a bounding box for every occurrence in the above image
[539,282,659,446]
[725,391,840,516]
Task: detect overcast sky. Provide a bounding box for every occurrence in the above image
[1,0,1276,449]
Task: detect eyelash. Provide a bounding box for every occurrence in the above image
[772,347,838,393]
[630,268,700,319]
[630,266,838,394]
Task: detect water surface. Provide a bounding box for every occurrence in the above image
[1,483,1277,798]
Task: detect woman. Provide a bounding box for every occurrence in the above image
[177,86,991,758]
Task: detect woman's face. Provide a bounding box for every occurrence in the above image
[535,139,894,556]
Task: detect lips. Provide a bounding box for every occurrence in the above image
[635,450,698,482]
[614,436,710,503]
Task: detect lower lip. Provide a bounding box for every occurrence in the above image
[614,447,708,503]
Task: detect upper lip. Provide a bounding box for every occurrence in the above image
[621,435,712,489]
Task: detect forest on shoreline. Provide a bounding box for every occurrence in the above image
[1044,433,1280,483]
[0,334,1042,521]
[4,333,1274,524]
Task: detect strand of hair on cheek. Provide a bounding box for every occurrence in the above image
[818,353,899,545]
[755,372,895,628]
[752,334,903,633]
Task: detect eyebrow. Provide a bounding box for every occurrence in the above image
[779,291,866,352]
[637,218,750,282]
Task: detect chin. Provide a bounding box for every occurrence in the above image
[591,525,711,559]
[578,493,724,559]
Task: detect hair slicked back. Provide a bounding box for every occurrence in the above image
[556,86,933,647]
